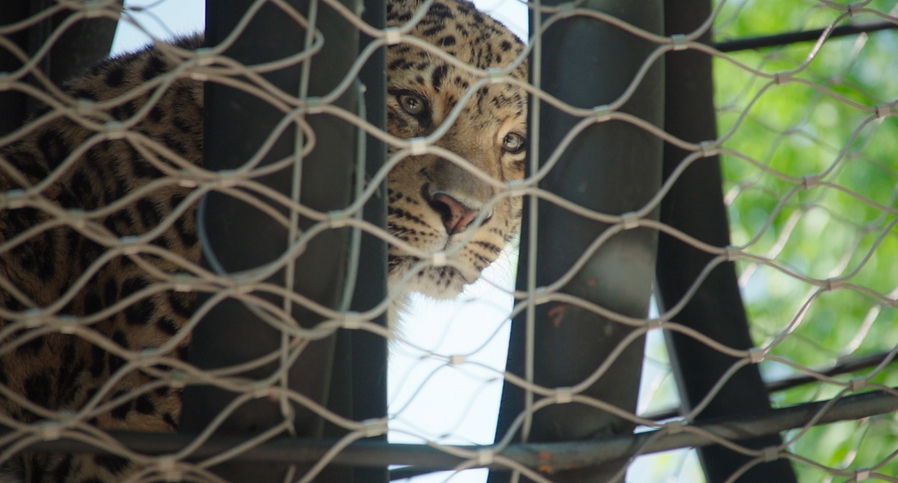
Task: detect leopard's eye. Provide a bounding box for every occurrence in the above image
[502,132,526,154]
[399,93,427,116]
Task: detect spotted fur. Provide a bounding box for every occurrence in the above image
[0,0,525,481]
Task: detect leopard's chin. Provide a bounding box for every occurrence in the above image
[387,255,478,300]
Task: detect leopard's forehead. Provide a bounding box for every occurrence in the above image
[385,0,527,131]
[386,0,526,75]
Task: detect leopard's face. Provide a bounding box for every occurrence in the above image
[386,0,527,299]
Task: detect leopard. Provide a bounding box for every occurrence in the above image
[0,0,527,481]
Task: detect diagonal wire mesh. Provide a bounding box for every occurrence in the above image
[0,0,896,482]
[708,0,898,480]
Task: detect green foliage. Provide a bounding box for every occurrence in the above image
[713,0,898,480]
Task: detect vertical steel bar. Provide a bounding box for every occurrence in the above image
[491,1,664,482]
[323,1,389,482]
[0,1,118,135]
[348,0,388,435]
[656,1,798,481]
[33,0,120,90]
[0,2,31,137]
[180,0,361,480]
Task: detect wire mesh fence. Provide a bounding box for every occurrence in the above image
[0,0,896,483]
[709,1,898,481]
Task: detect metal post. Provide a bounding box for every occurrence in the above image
[0,1,118,135]
[0,2,30,137]
[656,0,798,481]
[323,1,389,483]
[180,0,362,480]
[348,0,387,430]
[491,1,664,482]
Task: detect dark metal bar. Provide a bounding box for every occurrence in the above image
[348,0,388,430]
[659,1,797,481]
[767,352,897,393]
[33,0,121,88]
[180,0,360,480]
[8,388,898,470]
[390,466,437,481]
[0,2,31,137]
[491,0,664,482]
[0,1,118,136]
[713,20,898,53]
[322,1,389,482]
[643,351,898,422]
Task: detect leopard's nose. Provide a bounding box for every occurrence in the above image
[430,193,481,236]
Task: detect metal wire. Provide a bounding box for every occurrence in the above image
[0,0,896,482]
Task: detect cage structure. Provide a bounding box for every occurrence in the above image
[0,0,897,483]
